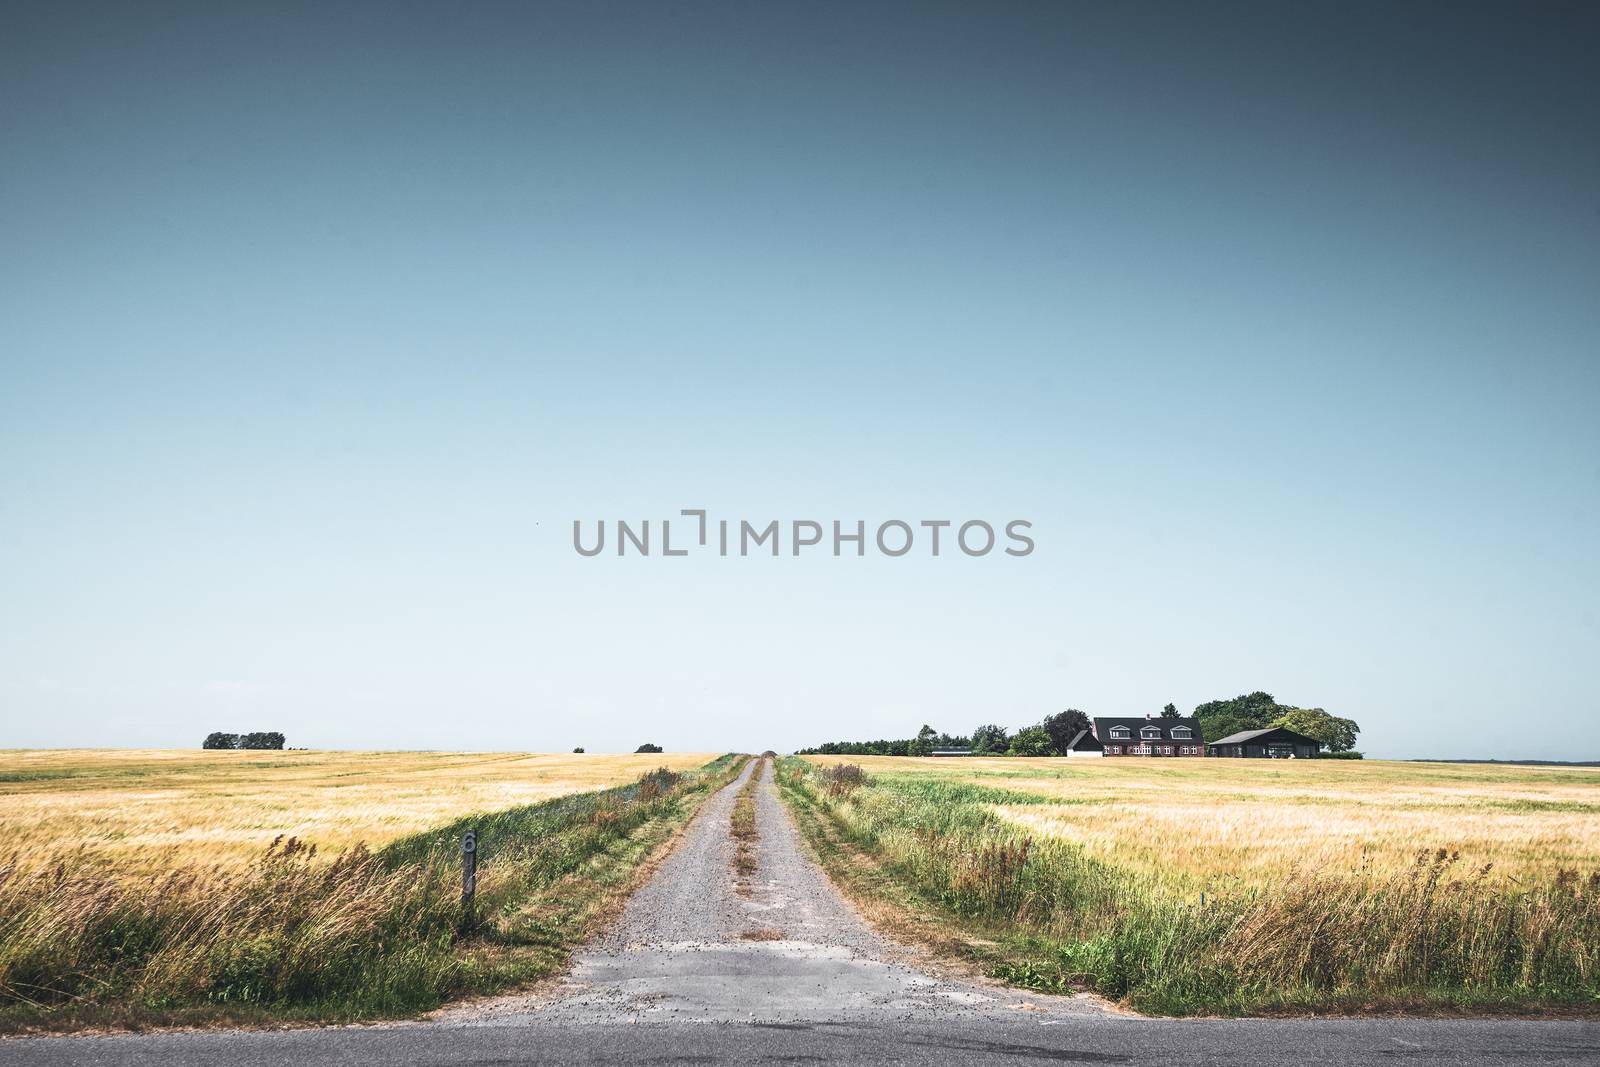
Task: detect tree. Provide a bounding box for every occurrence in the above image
[1160,703,1179,719]
[573,746,585,753]
[239,731,285,750]
[635,743,663,753]
[908,724,938,757]
[970,723,1010,755]
[1193,691,1285,743]
[1270,707,1360,753]
[202,732,239,750]
[1007,725,1054,756]
[1042,709,1090,754]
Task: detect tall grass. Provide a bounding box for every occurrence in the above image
[0,756,743,1032]
[781,760,1600,1014]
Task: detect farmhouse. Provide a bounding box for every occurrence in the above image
[1207,726,1323,759]
[1091,715,1206,757]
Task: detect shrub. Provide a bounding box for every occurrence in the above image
[636,767,681,802]
[1007,726,1053,756]
[817,763,870,799]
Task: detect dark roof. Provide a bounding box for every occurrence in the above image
[1092,716,1203,743]
[1208,727,1323,748]
[1065,729,1103,751]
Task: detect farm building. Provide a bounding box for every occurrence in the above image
[1091,715,1206,757]
[1063,730,1104,757]
[1207,726,1323,759]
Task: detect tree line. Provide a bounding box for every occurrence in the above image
[202,732,286,750]
[797,692,1360,756]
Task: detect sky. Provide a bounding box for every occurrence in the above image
[2,2,1597,760]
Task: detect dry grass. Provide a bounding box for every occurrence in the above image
[803,755,1600,887]
[0,752,737,1032]
[790,756,1600,1014]
[0,749,716,873]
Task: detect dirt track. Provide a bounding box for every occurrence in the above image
[444,758,1100,1024]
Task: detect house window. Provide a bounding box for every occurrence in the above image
[1110,727,1130,739]
[1141,726,1160,738]
[1171,727,1192,739]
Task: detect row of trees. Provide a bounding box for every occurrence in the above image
[799,693,1362,757]
[201,731,286,750]
[970,708,1094,755]
[799,725,970,758]
[800,712,1095,757]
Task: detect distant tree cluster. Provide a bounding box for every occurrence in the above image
[202,731,286,750]
[635,743,663,753]
[1194,692,1360,753]
[799,725,969,758]
[799,694,1363,757]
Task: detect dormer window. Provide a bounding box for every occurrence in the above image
[1171,726,1192,739]
[1110,727,1130,739]
[1141,725,1161,738]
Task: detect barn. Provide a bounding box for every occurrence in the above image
[1063,730,1104,757]
[1207,726,1323,759]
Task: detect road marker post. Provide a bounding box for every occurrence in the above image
[461,828,478,935]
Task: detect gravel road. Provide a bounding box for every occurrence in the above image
[443,757,1098,1024]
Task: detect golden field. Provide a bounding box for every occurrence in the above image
[0,750,738,1030]
[0,749,716,871]
[789,754,1600,1013]
[801,755,1600,887]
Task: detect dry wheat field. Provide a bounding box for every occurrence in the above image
[803,755,1600,887]
[0,749,717,872]
[788,754,1600,1013]
[0,749,733,1031]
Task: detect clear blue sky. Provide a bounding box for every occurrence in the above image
[2,2,1596,759]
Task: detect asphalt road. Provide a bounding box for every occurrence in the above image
[5,761,1596,1065]
[6,1016,1600,1067]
